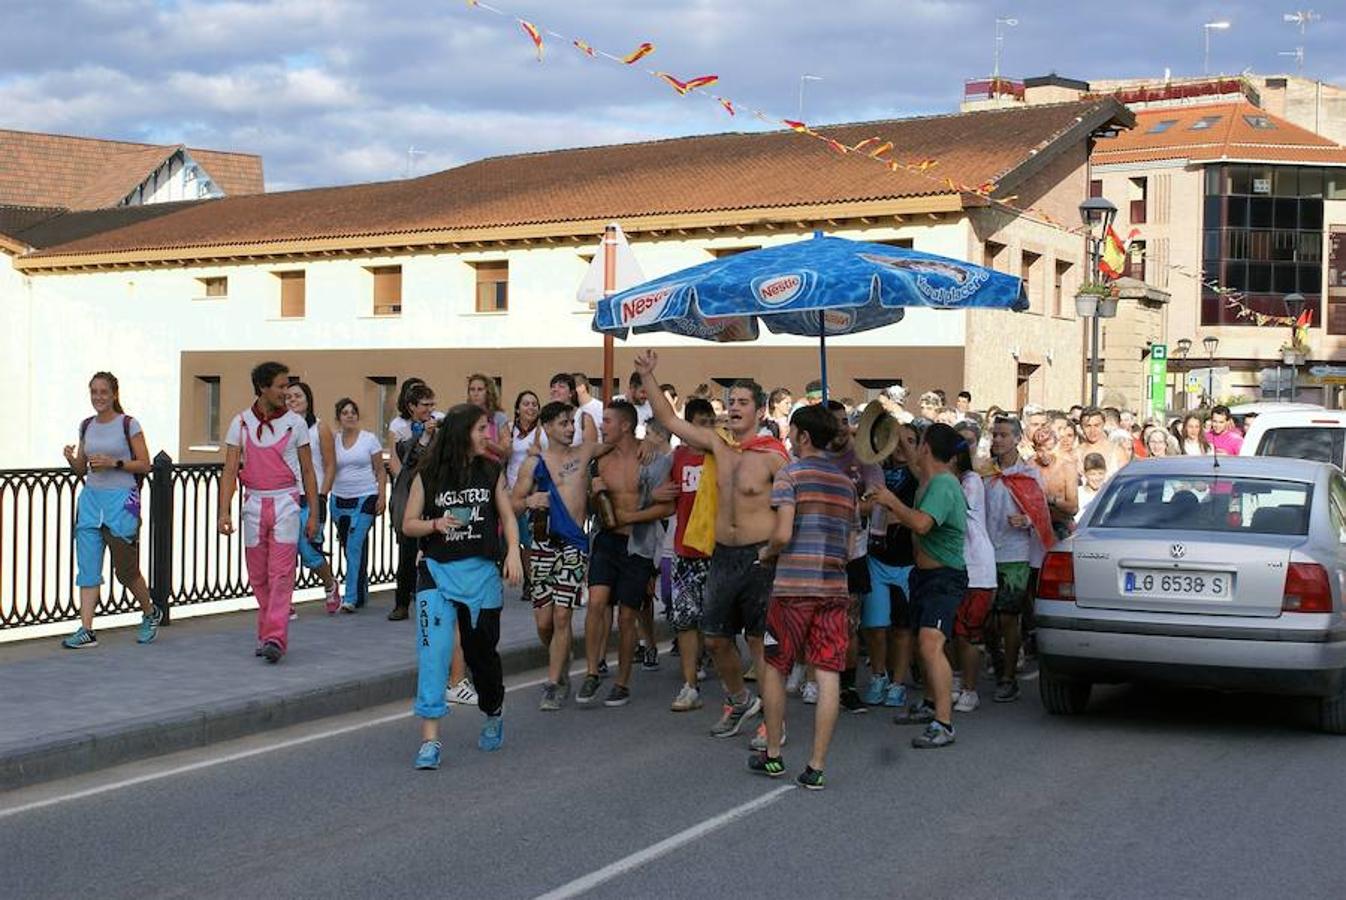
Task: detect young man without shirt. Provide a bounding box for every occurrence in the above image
[636,350,789,739]
[750,405,855,789]
[512,401,609,710]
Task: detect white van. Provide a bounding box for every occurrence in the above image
[1240,410,1346,470]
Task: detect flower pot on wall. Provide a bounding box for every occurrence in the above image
[1075,293,1099,317]
[1097,297,1119,319]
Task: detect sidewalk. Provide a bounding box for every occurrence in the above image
[0,589,572,791]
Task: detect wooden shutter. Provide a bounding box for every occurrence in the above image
[278,271,305,318]
[475,261,508,312]
[372,266,402,315]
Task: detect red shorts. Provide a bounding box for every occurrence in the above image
[954,588,995,642]
[764,595,849,675]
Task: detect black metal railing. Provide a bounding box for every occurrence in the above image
[0,453,397,630]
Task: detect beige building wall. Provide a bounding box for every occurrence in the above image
[1259,76,1346,146]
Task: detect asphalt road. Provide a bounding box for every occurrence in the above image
[4,656,1345,900]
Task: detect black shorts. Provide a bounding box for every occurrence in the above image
[889,580,912,629]
[846,556,872,595]
[703,542,774,638]
[587,531,653,611]
[909,566,969,639]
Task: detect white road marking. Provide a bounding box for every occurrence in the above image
[0,672,553,820]
[533,784,796,900]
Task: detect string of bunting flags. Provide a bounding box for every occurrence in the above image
[463,0,1315,335]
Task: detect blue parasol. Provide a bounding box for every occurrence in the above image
[592,232,1026,399]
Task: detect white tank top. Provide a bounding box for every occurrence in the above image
[310,419,326,488]
[507,424,549,488]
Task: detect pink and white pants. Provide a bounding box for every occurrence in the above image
[243,489,301,652]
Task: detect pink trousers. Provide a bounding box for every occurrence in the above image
[243,492,300,652]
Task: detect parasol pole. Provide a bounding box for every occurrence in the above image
[602,224,617,403]
[819,325,829,405]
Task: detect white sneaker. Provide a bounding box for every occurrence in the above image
[670,683,702,712]
[954,689,981,713]
[801,681,819,705]
[446,679,478,706]
[952,673,964,694]
[785,663,805,695]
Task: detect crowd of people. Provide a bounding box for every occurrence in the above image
[62,361,1251,786]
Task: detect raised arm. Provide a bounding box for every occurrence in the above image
[634,349,717,451]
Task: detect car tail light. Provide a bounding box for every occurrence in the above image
[1037,551,1075,601]
[1283,563,1333,613]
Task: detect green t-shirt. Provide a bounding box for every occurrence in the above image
[914,472,966,570]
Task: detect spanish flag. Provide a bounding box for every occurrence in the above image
[1099,225,1128,280]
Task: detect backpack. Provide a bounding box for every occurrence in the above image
[387,435,428,539]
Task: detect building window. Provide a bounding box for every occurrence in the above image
[1021,250,1043,314]
[984,240,1007,272]
[874,239,915,249]
[1243,114,1275,130]
[1146,119,1178,134]
[275,270,305,318]
[474,261,508,312]
[854,377,903,402]
[1200,164,1325,328]
[1126,240,1147,282]
[198,376,221,444]
[367,376,397,439]
[709,246,759,258]
[1089,179,1103,198]
[198,276,227,298]
[1128,176,1148,224]
[1053,260,1073,316]
[1189,115,1222,131]
[369,265,402,316]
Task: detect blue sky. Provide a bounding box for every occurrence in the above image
[3,0,1343,191]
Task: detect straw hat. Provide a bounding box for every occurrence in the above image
[855,399,900,464]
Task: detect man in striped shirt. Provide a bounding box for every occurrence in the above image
[750,405,857,790]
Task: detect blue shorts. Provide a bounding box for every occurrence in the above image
[75,488,140,587]
[861,557,911,629]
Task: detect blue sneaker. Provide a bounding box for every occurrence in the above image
[136,607,162,644]
[478,715,504,752]
[414,740,442,770]
[862,674,890,706]
[884,682,908,708]
[61,626,97,649]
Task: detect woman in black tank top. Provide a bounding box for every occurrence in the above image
[401,404,522,770]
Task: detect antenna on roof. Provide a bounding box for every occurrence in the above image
[1283,10,1319,36]
[1278,47,1305,75]
[405,146,427,179]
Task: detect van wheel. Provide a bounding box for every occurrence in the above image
[1318,689,1346,734]
[1039,666,1091,715]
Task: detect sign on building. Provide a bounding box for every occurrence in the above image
[1147,343,1167,419]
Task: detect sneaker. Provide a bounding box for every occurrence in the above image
[576,674,603,706]
[749,722,786,752]
[884,682,908,708]
[911,721,956,749]
[954,689,981,713]
[862,674,890,706]
[289,606,299,621]
[478,715,504,751]
[539,683,562,712]
[603,684,631,707]
[994,680,1021,703]
[894,702,936,725]
[387,605,409,621]
[254,645,266,657]
[796,766,826,791]
[747,752,786,778]
[785,663,805,695]
[447,679,478,706]
[597,659,609,678]
[61,626,97,650]
[135,607,162,645]
[710,694,762,738]
[696,653,711,682]
[324,583,341,614]
[840,687,868,714]
[642,645,660,671]
[801,681,819,705]
[414,740,442,770]
[670,684,702,712]
[260,641,283,663]
[339,601,357,614]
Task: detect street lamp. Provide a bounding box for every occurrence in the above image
[1174,338,1192,409]
[1079,195,1118,407]
[1203,335,1220,405]
[1284,292,1306,400]
[1176,338,1192,360]
[1203,21,1231,75]
[993,17,1018,80]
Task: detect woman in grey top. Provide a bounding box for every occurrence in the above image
[60,372,161,648]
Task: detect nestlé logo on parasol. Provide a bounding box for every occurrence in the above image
[859,253,990,306]
[752,272,810,307]
[620,285,677,325]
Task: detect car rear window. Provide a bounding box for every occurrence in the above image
[1256,427,1345,466]
[1091,475,1312,535]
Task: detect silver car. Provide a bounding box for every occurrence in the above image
[1036,456,1346,732]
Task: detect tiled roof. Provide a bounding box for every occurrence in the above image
[1091,101,1346,166]
[0,205,64,246]
[0,128,264,209]
[2,201,207,251]
[19,99,1129,263]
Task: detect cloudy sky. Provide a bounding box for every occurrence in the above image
[3,0,1342,191]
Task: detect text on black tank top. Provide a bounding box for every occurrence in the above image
[420,460,501,564]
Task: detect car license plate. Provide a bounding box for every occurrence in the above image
[1122,569,1230,599]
